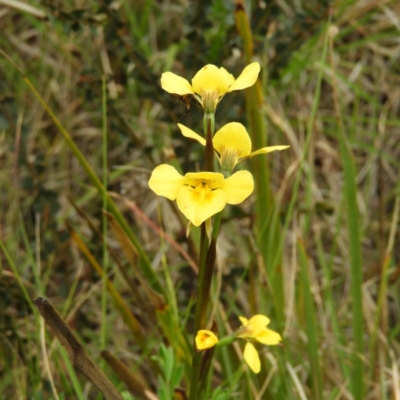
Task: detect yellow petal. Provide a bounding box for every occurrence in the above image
[255,329,282,345]
[195,330,219,351]
[243,342,261,374]
[223,171,254,205]
[248,314,271,330]
[177,123,206,146]
[161,72,194,95]
[250,145,290,157]
[192,64,234,96]
[218,67,236,91]
[176,185,227,227]
[239,316,249,326]
[228,62,260,92]
[184,172,224,187]
[213,123,252,158]
[246,314,271,337]
[148,164,184,200]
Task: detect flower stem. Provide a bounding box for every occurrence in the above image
[189,113,217,400]
[204,114,214,172]
[189,225,211,400]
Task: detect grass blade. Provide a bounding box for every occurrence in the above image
[298,238,323,400]
[328,26,364,399]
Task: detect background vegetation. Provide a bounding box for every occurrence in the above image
[1,0,399,399]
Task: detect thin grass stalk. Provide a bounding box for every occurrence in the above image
[0,238,37,315]
[39,317,60,400]
[316,228,350,383]
[369,192,400,385]
[368,254,390,369]
[328,26,364,399]
[17,210,42,292]
[101,74,109,351]
[34,213,43,295]
[157,206,179,316]
[57,347,84,399]
[298,238,323,400]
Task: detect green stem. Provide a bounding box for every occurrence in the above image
[216,334,236,347]
[189,225,210,400]
[204,114,215,172]
[203,112,215,138]
[212,212,222,241]
[189,113,217,400]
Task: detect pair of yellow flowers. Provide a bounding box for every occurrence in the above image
[149,62,289,227]
[196,315,281,374]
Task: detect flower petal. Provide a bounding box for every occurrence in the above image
[228,62,260,92]
[184,172,224,187]
[246,315,271,337]
[255,329,282,345]
[243,342,261,374]
[148,164,184,200]
[239,316,249,326]
[223,171,254,205]
[213,123,252,158]
[195,330,219,350]
[192,64,234,96]
[248,314,271,330]
[250,145,290,157]
[161,72,194,95]
[178,123,206,146]
[218,67,236,91]
[176,185,227,226]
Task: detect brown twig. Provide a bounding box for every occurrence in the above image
[33,297,123,400]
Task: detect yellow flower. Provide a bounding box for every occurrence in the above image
[178,122,289,171]
[148,164,254,227]
[161,63,260,112]
[195,330,218,351]
[237,315,282,374]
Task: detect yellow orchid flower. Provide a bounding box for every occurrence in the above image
[195,330,219,351]
[161,63,260,112]
[178,122,289,171]
[148,164,254,227]
[237,315,282,374]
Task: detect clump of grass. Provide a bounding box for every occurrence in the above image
[1,0,400,399]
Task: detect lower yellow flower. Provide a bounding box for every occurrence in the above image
[148,164,254,227]
[195,330,218,351]
[237,315,282,374]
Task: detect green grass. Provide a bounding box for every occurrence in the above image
[1,0,400,399]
